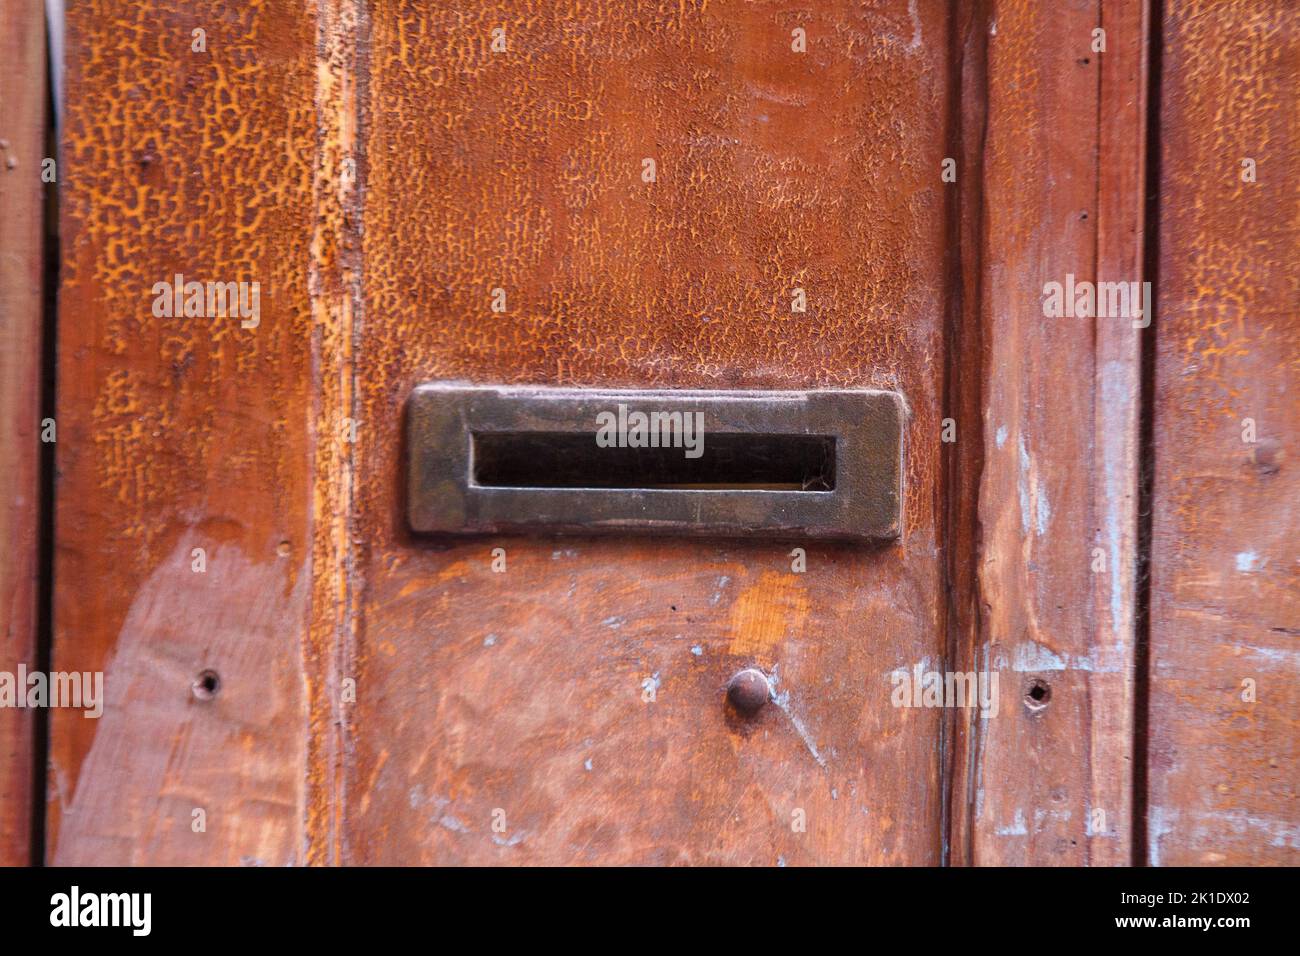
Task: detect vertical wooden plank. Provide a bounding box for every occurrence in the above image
[304,0,365,867]
[953,0,1147,864]
[348,0,955,864]
[1147,0,1299,866]
[49,1,321,864]
[0,0,47,867]
[1089,0,1148,868]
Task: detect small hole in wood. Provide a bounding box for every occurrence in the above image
[1025,678,1051,711]
[193,669,221,701]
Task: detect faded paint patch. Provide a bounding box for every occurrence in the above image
[1187,809,1300,849]
[726,571,809,662]
[992,640,1127,674]
[1017,435,1051,536]
[1231,642,1300,666]
[1100,360,1131,637]
[1148,807,1176,867]
[52,539,308,866]
[769,671,827,770]
[995,808,1028,836]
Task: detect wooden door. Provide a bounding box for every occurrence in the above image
[9,0,1292,866]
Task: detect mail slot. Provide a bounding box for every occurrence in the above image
[406,384,905,541]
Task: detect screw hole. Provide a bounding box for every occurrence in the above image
[193,669,221,701]
[1025,678,1051,711]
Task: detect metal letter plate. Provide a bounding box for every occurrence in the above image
[407,384,905,542]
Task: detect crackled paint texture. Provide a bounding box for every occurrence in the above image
[348,0,951,864]
[1147,0,1300,866]
[52,1,319,863]
[47,0,1293,868]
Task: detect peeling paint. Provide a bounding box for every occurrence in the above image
[1017,434,1054,536]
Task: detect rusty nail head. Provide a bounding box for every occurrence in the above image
[727,668,771,716]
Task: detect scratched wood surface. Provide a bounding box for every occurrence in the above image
[0,0,47,867]
[346,0,954,864]
[1145,0,1299,866]
[44,0,1298,868]
[48,1,320,864]
[949,0,1146,865]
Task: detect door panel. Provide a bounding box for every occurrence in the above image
[948,0,1147,867]
[1147,0,1300,866]
[42,0,1295,868]
[0,0,47,868]
[50,0,317,865]
[347,0,953,864]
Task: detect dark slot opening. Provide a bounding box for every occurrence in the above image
[472,432,836,491]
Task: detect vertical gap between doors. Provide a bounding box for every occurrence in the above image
[1132,0,1165,869]
[31,12,60,867]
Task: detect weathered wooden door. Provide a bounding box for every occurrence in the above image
[2,0,1293,866]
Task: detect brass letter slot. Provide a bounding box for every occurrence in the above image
[407,385,905,541]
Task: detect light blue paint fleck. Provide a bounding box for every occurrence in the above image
[691,645,703,656]
[483,634,497,647]
[602,616,625,629]
[1012,642,1069,672]
[1237,643,1300,666]
[1236,550,1263,573]
[996,425,1008,448]
[584,758,593,772]
[1101,360,1129,636]
[1018,436,1033,535]
[995,809,1028,836]
[770,687,827,769]
[1017,435,1051,536]
[1148,807,1177,866]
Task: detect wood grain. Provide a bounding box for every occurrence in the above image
[0,0,47,867]
[1146,0,1299,866]
[49,0,320,864]
[346,0,955,864]
[950,0,1147,865]
[44,0,1296,868]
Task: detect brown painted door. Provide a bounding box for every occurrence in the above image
[28,0,1296,867]
[52,0,954,867]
